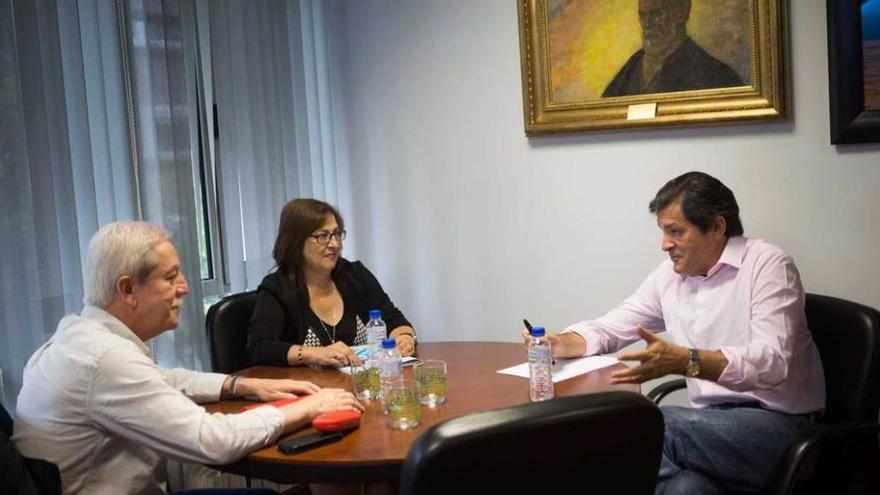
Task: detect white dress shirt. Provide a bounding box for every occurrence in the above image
[13,306,285,495]
[565,236,825,414]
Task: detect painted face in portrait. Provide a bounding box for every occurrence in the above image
[639,0,690,56]
[130,240,189,338]
[657,201,727,276]
[303,216,343,274]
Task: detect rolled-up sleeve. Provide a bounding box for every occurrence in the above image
[90,348,286,465]
[716,253,802,391]
[161,368,227,403]
[564,266,667,356]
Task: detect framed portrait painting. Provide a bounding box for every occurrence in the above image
[827,0,880,144]
[517,0,789,135]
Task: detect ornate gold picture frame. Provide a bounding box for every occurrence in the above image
[517,0,788,135]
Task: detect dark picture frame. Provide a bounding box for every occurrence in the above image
[827,0,880,144]
[517,0,789,135]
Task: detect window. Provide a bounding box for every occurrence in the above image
[191,41,226,314]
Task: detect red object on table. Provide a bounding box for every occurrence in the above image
[312,411,362,432]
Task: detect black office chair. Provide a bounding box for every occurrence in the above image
[647,293,880,494]
[399,391,664,495]
[205,290,278,488]
[1,400,11,436]
[206,291,258,374]
[1,401,62,495]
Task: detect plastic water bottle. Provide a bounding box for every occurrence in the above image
[362,310,387,400]
[365,309,386,365]
[378,338,402,414]
[366,309,387,352]
[528,326,554,402]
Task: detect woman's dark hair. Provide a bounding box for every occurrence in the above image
[272,198,345,285]
[648,171,744,237]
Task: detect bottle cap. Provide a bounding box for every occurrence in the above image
[369,309,382,320]
[381,338,396,349]
[530,326,546,337]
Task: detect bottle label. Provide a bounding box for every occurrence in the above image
[368,324,387,344]
[528,345,550,364]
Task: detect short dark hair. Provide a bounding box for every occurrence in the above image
[648,171,743,237]
[272,198,345,286]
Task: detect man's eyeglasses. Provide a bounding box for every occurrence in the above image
[308,229,347,245]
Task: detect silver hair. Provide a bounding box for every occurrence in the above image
[83,221,171,308]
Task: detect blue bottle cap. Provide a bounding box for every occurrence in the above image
[381,338,396,349]
[369,309,382,320]
[530,326,546,337]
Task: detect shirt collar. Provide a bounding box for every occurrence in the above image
[704,235,746,278]
[81,305,152,357]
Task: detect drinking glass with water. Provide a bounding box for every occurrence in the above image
[385,377,421,430]
[415,359,447,407]
[351,365,381,401]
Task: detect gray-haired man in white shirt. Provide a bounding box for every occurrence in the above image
[13,221,363,494]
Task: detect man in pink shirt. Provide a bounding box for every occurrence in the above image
[534,172,825,494]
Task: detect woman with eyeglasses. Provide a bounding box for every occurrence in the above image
[247,198,417,368]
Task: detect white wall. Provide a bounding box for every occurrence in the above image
[331,0,880,345]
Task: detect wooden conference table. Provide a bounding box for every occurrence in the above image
[206,341,637,484]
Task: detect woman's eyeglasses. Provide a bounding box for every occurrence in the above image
[308,229,347,245]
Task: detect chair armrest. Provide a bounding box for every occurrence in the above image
[646,378,686,404]
[23,457,62,495]
[770,422,880,495]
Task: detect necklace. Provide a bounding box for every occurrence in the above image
[311,283,340,343]
[318,317,337,343]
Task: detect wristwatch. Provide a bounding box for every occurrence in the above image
[685,348,702,378]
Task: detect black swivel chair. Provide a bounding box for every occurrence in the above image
[1,401,62,495]
[399,391,665,495]
[206,291,258,374]
[205,290,268,488]
[648,293,880,494]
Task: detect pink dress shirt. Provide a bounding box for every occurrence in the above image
[565,236,825,414]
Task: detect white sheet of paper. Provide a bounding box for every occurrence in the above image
[496,355,619,383]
